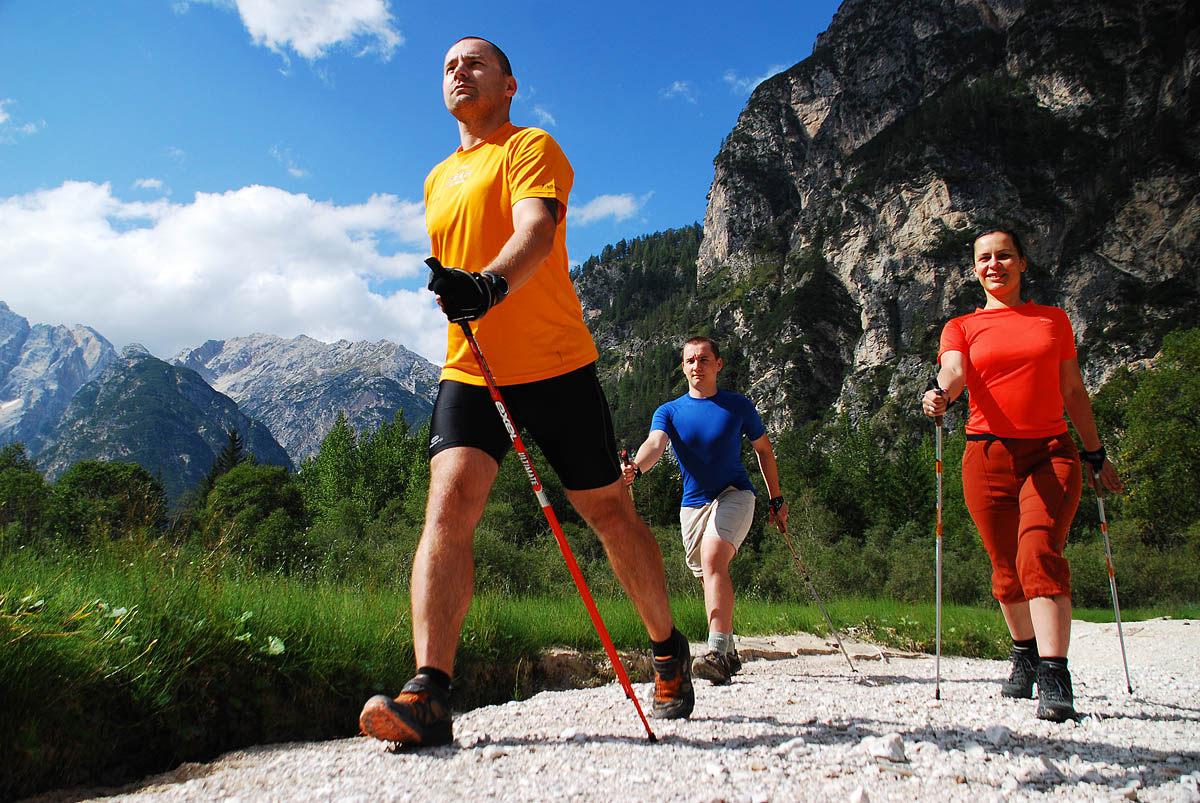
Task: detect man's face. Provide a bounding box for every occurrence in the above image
[682,342,721,390]
[442,38,516,122]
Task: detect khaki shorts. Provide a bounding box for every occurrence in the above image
[679,487,756,578]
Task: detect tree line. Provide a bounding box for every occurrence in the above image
[2,329,1197,606]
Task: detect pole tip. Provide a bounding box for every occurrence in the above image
[935,690,941,700]
[647,732,658,744]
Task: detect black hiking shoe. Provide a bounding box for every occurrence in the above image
[360,675,453,746]
[691,650,732,685]
[1001,650,1038,699]
[726,648,742,676]
[650,630,695,719]
[1035,661,1078,722]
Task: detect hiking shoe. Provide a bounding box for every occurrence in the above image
[650,631,695,719]
[359,675,453,746]
[691,650,732,685]
[1000,649,1038,699]
[1035,662,1078,722]
[726,648,743,676]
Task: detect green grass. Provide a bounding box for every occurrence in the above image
[2,540,1195,801]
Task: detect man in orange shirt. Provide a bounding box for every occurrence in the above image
[359,37,693,747]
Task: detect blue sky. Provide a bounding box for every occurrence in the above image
[0,0,841,364]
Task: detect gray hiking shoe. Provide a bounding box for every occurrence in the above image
[726,648,742,676]
[1001,650,1038,699]
[691,650,732,685]
[1035,661,1078,722]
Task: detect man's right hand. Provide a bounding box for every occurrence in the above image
[426,257,508,322]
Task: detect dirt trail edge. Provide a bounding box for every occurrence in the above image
[26,618,1200,803]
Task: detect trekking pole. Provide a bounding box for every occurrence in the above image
[1092,469,1133,694]
[777,522,856,673]
[620,450,635,501]
[934,412,943,700]
[451,313,658,742]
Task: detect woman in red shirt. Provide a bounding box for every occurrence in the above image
[921,229,1123,722]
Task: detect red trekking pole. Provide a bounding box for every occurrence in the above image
[433,265,655,742]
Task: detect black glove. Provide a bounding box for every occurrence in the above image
[1080,445,1107,475]
[426,257,509,322]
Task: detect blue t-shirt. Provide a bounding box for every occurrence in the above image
[650,389,766,507]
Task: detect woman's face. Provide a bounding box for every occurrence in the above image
[973,231,1026,302]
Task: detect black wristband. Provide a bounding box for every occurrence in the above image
[1080,445,1107,473]
[769,496,785,514]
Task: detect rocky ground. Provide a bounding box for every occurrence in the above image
[27,618,1200,803]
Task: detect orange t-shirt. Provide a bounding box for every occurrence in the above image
[425,122,598,386]
[938,302,1077,438]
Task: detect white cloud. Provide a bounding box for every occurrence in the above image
[531,105,557,128]
[570,192,653,225]
[0,98,44,144]
[662,80,697,104]
[0,181,447,363]
[723,64,787,96]
[269,145,310,178]
[181,0,403,62]
[134,178,166,191]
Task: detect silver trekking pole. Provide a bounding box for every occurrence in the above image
[1092,470,1133,694]
[934,413,943,700]
[777,523,856,673]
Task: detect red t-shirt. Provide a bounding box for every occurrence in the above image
[938,302,1077,438]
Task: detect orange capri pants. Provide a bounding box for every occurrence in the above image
[961,433,1082,603]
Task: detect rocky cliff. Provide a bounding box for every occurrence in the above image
[581,0,1199,434]
[38,346,293,502]
[0,301,117,454]
[172,334,439,462]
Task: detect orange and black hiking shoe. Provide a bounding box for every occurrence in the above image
[359,675,453,746]
[650,630,695,719]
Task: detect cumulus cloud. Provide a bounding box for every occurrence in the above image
[134,178,166,191]
[181,0,403,62]
[723,64,787,96]
[0,181,448,363]
[570,192,653,225]
[662,80,697,104]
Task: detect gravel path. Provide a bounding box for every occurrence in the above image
[33,618,1200,803]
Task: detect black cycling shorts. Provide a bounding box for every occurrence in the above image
[427,362,621,491]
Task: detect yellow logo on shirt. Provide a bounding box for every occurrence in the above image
[445,167,472,187]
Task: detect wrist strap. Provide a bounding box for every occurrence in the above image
[769,496,785,514]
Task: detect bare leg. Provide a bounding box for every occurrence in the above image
[411,447,498,675]
[999,595,1071,656]
[567,479,674,641]
[700,536,737,635]
[1029,594,1072,657]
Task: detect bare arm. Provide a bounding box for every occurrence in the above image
[922,350,965,417]
[622,430,669,485]
[751,433,788,532]
[481,197,559,292]
[1060,358,1123,493]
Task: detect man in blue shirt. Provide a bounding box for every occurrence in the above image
[624,336,788,684]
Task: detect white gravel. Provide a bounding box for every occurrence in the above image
[34,618,1200,803]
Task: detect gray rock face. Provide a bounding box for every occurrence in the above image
[173,334,440,462]
[0,301,118,455]
[690,0,1198,429]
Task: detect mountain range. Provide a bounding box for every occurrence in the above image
[0,302,440,501]
[4,0,1197,502]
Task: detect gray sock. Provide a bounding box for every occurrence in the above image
[708,631,732,654]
